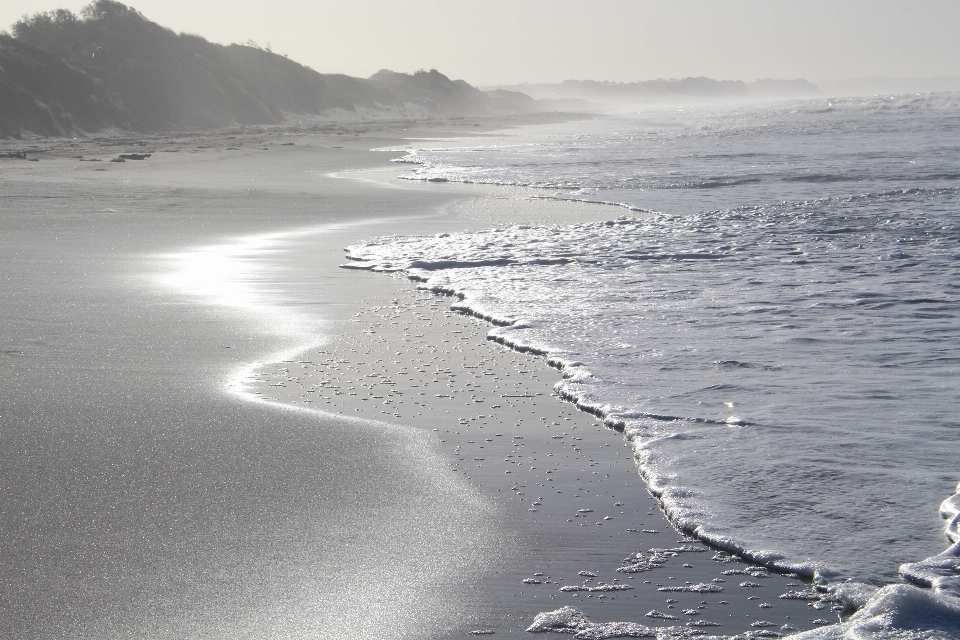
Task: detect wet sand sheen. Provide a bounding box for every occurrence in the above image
[2,121,846,639]
[246,282,849,636]
[0,121,553,640]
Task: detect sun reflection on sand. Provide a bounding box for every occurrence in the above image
[153,220,513,639]
[159,226,323,332]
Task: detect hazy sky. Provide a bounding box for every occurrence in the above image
[4,0,959,86]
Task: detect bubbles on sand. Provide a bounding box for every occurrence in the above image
[343,190,960,595]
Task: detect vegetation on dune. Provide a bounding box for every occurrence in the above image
[0,33,123,137]
[368,69,535,116]
[1,0,535,137]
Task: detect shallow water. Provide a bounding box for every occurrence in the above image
[393,94,960,216]
[352,95,960,585]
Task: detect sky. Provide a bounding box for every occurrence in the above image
[3,0,960,87]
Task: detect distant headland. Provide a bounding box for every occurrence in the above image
[1,0,829,139]
[488,78,823,104]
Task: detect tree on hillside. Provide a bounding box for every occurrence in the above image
[12,1,149,61]
[80,0,144,21]
[12,1,144,39]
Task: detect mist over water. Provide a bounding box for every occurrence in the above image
[394,93,960,215]
[352,94,960,583]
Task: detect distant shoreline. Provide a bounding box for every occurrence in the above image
[0,109,595,155]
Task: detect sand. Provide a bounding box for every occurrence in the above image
[245,236,847,638]
[0,116,845,639]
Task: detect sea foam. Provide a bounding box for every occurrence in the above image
[345,192,960,634]
[356,96,960,635]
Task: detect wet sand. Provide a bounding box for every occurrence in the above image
[240,176,849,635]
[1,119,537,639]
[1,117,844,639]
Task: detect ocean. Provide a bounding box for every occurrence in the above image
[348,95,960,634]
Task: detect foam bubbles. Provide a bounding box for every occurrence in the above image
[354,99,960,635]
[791,584,960,639]
[344,192,960,584]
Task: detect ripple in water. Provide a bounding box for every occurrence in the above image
[357,97,960,635]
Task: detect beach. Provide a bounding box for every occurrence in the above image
[4,1,959,636]
[246,281,843,637]
[1,119,522,639]
[4,108,954,638]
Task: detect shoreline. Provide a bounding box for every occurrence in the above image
[246,287,839,637]
[4,112,949,638]
[240,164,846,635]
[1,116,607,639]
[379,257,842,584]
[334,151,960,604]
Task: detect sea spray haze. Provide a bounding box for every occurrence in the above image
[392,92,960,215]
[346,94,960,631]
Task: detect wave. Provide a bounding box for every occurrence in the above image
[381,92,960,223]
[364,102,960,636]
[343,191,960,635]
[345,238,960,636]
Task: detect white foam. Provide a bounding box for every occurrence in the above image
[526,606,731,639]
[942,483,960,544]
[525,606,591,633]
[901,544,960,588]
[791,584,960,639]
[349,100,960,635]
[892,482,960,631]
[343,199,960,590]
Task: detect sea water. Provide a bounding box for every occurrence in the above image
[350,95,960,635]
